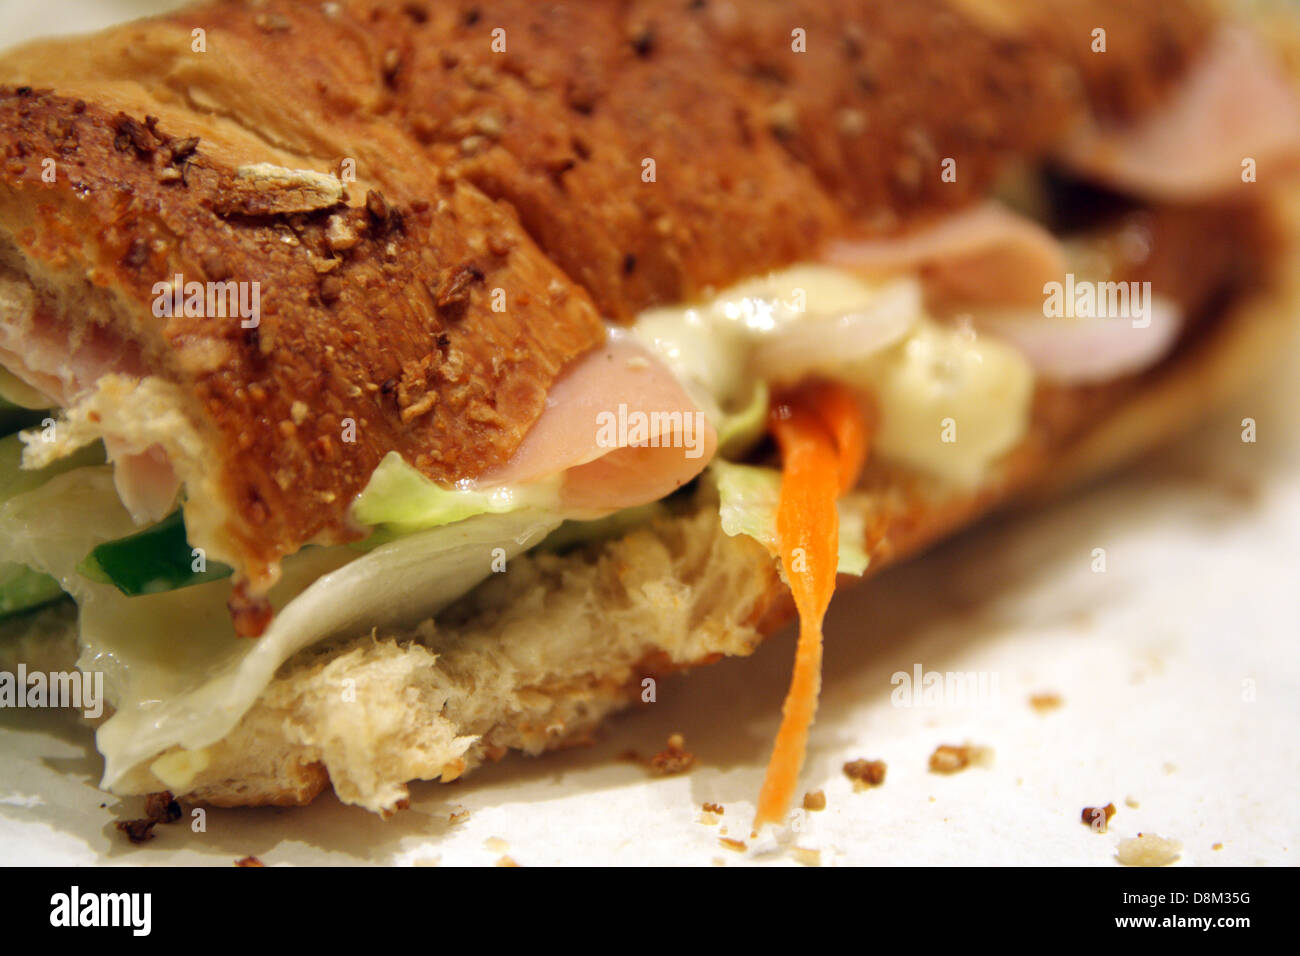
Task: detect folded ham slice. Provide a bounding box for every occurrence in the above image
[480,335,717,512]
[0,270,180,522]
[822,202,1067,308]
[1062,26,1300,200]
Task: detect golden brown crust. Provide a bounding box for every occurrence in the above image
[0,87,605,583]
[365,0,1212,316]
[0,0,1214,581]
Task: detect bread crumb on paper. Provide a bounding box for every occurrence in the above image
[114,817,155,844]
[702,801,724,815]
[1082,803,1117,832]
[1125,795,1140,809]
[234,855,265,867]
[843,759,887,790]
[448,805,470,825]
[719,837,747,853]
[484,836,510,853]
[928,742,994,774]
[1116,833,1182,867]
[1212,842,1223,851]
[648,733,695,775]
[115,790,185,845]
[802,790,827,811]
[496,855,521,867]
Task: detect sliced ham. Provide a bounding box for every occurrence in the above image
[822,202,1067,308]
[1062,26,1300,200]
[6,252,711,524]
[0,270,181,522]
[480,334,717,511]
[968,297,1184,385]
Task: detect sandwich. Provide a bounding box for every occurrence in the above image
[1,0,1298,829]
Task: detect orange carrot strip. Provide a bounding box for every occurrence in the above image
[752,383,869,831]
[805,381,870,493]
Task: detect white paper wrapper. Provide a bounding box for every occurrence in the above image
[0,0,1297,867]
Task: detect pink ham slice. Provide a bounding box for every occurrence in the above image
[1062,26,1300,200]
[0,271,181,523]
[480,335,717,511]
[822,202,1067,308]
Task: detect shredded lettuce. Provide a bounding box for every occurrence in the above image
[711,460,868,576]
[0,464,560,788]
[352,450,560,539]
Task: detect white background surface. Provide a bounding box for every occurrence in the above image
[0,0,1296,866]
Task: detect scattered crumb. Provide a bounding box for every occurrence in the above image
[648,734,695,775]
[1082,803,1117,832]
[496,856,521,867]
[803,790,827,811]
[448,805,470,825]
[1029,692,1063,713]
[484,836,509,853]
[702,801,724,815]
[1117,833,1182,867]
[1212,842,1223,851]
[1163,762,1177,775]
[698,807,722,826]
[115,790,185,844]
[411,856,441,867]
[790,846,822,867]
[929,745,967,774]
[719,837,747,853]
[114,819,156,844]
[1125,795,1140,809]
[843,759,887,790]
[929,743,994,774]
[712,857,726,866]
[928,796,936,803]
[234,856,265,867]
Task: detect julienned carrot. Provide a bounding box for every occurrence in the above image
[804,381,869,494]
[753,383,870,832]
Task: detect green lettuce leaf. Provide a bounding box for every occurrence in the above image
[352,451,560,539]
[711,460,868,576]
[0,463,560,789]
